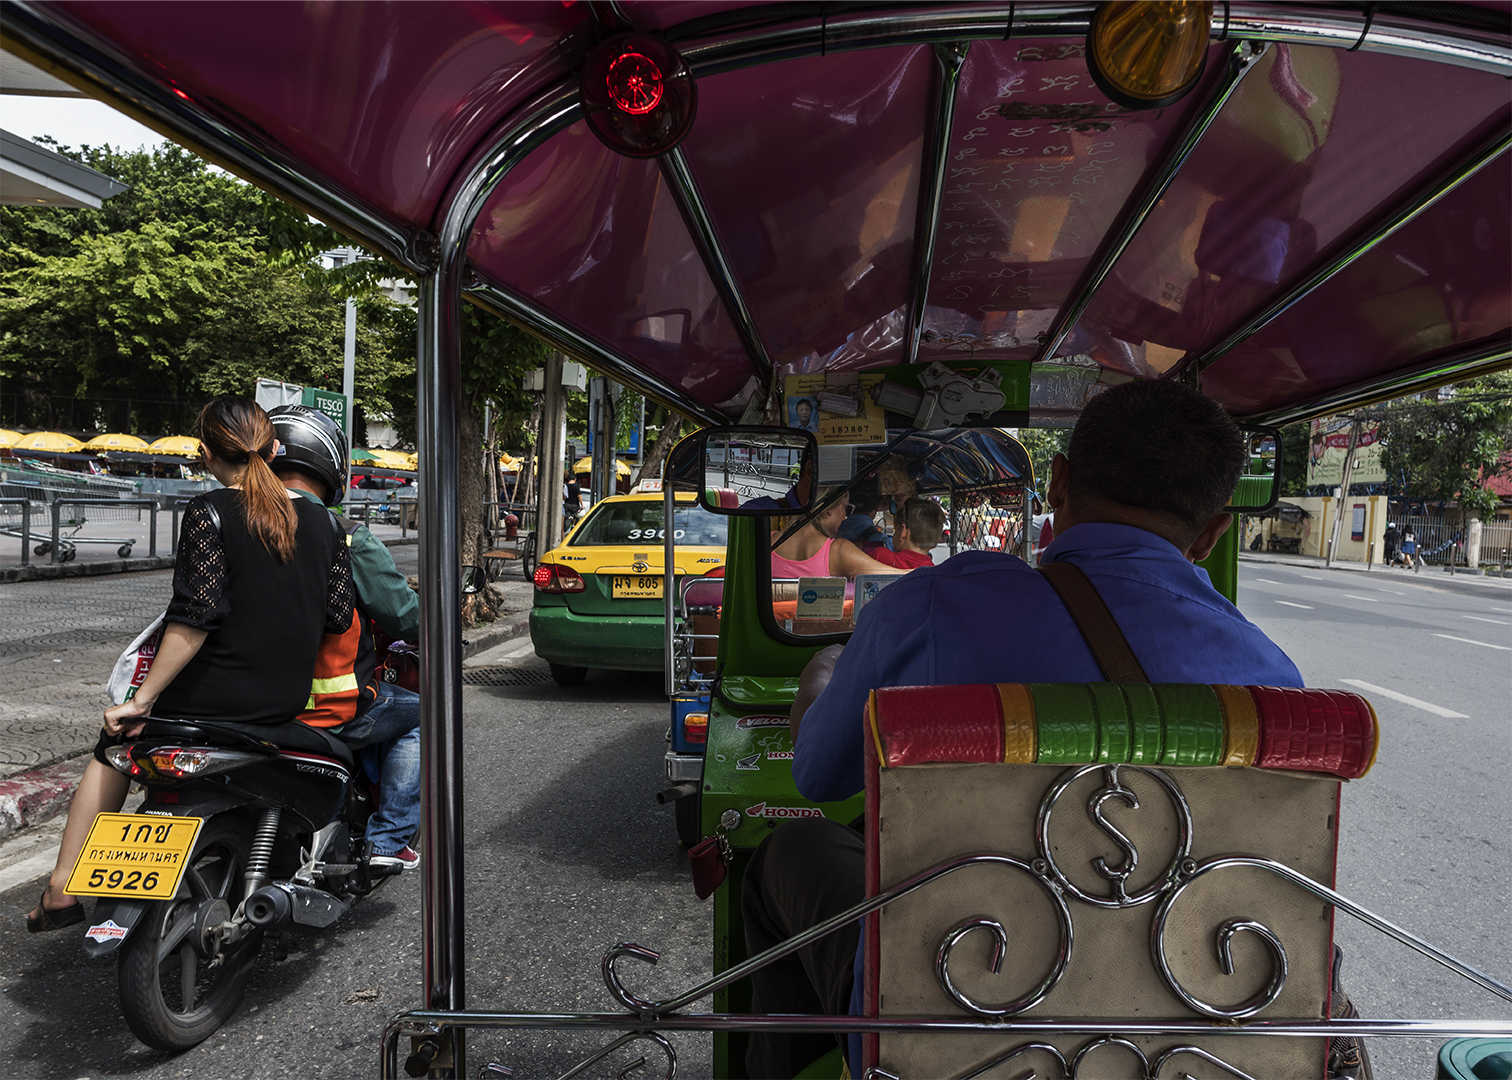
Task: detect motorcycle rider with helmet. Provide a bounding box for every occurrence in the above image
[267,405,422,874]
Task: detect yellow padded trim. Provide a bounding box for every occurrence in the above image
[996,683,1037,764]
[868,691,887,771]
[1214,684,1260,767]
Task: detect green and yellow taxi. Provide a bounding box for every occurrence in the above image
[530,489,728,685]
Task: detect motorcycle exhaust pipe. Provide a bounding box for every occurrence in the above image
[656,781,698,805]
[245,885,293,929]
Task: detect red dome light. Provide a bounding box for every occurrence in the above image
[581,33,696,158]
[607,51,663,115]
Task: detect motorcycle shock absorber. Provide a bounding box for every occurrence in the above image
[244,807,282,894]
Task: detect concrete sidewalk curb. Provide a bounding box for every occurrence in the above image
[1239,553,1512,601]
[0,759,88,843]
[0,606,535,844]
[1,555,176,584]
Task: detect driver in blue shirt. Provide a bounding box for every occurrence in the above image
[742,379,1304,1079]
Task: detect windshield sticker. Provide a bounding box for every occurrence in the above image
[746,802,823,820]
[735,714,789,730]
[86,919,129,942]
[796,578,845,620]
[735,754,760,771]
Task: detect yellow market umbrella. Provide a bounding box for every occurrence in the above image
[0,429,21,448]
[573,455,631,477]
[84,433,151,451]
[350,447,380,464]
[147,435,202,457]
[15,431,84,453]
[369,448,415,470]
[498,453,519,471]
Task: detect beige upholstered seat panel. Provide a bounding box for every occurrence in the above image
[874,763,1339,1078]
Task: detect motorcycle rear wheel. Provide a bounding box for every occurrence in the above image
[118,815,264,1051]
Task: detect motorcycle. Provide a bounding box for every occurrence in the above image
[78,715,391,1051]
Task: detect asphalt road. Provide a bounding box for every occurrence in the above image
[0,557,1504,1078]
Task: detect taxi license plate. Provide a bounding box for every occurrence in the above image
[64,813,203,900]
[612,574,663,599]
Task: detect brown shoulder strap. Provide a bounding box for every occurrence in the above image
[1037,562,1150,683]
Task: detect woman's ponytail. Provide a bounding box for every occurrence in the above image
[196,397,298,562]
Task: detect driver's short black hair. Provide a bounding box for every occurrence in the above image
[1066,379,1245,532]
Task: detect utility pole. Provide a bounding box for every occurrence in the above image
[588,377,618,505]
[1325,417,1362,567]
[537,353,567,554]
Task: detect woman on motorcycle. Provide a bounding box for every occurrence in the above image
[27,396,353,932]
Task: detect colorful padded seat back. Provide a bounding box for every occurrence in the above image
[861,684,1379,1080]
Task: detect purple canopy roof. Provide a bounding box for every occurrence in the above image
[14,1,1509,424]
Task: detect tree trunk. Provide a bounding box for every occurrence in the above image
[639,411,688,485]
[458,397,505,626]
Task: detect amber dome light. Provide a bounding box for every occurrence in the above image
[1087,1,1213,111]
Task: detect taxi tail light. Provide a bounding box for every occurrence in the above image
[533,562,586,593]
[682,712,708,745]
[105,744,265,780]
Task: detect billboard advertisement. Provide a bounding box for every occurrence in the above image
[1306,416,1385,487]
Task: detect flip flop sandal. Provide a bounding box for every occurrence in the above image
[25,890,85,934]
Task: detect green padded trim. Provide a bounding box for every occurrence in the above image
[1123,683,1165,764]
[1150,684,1226,765]
[1088,683,1132,762]
[1031,684,1098,763]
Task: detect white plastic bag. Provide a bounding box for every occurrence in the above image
[105,614,166,705]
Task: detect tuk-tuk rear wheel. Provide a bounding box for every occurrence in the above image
[549,663,588,686]
[675,789,702,848]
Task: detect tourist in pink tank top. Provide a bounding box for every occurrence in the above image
[770,492,904,583]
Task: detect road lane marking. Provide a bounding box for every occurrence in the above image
[1489,606,1512,614]
[1255,578,1286,585]
[1339,679,1468,718]
[1274,600,1314,609]
[1464,615,1510,625]
[1343,594,1379,602]
[1298,574,1325,580]
[1373,588,1406,595]
[1433,634,1511,651]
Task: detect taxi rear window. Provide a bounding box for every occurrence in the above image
[570,502,729,547]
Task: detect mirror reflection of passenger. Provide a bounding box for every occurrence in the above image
[770,491,902,582]
[863,496,945,570]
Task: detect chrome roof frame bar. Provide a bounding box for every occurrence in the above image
[1032,40,1267,367]
[902,41,970,366]
[1190,125,1512,375]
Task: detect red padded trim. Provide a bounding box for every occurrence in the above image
[863,692,882,1062]
[1249,686,1379,779]
[873,684,1004,767]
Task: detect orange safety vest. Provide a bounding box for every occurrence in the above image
[299,521,379,728]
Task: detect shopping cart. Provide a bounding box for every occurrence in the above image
[0,460,143,561]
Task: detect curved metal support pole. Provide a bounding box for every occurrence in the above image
[1033,42,1266,366]
[1244,337,1512,428]
[903,41,969,366]
[556,1030,676,1080]
[602,852,1048,1016]
[1151,1044,1259,1080]
[659,147,772,381]
[1190,127,1512,374]
[1153,856,1512,1005]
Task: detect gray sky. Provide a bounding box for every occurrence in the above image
[4,95,165,152]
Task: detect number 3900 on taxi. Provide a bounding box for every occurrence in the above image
[529,491,728,685]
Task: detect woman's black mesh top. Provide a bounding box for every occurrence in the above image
[155,486,353,725]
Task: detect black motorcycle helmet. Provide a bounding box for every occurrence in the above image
[267,404,348,506]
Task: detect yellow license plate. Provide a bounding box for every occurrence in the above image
[65,813,204,900]
[612,574,663,598]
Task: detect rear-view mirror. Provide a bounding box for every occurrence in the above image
[460,565,487,594]
[1227,427,1282,514]
[689,427,817,515]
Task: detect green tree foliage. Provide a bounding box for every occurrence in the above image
[0,141,410,434]
[1016,426,1068,495]
[1379,373,1512,517]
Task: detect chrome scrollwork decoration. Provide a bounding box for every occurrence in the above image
[1153,869,1290,1018]
[1068,1036,1149,1078]
[934,858,1074,1017]
[1150,1044,1260,1079]
[602,942,662,1015]
[1037,765,1193,909]
[554,1031,676,1080]
[956,1041,1069,1080]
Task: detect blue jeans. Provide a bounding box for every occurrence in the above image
[332,682,420,856]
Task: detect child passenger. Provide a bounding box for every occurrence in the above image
[864,496,946,570]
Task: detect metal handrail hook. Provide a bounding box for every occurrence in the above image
[603,942,663,1014]
[554,1031,677,1080]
